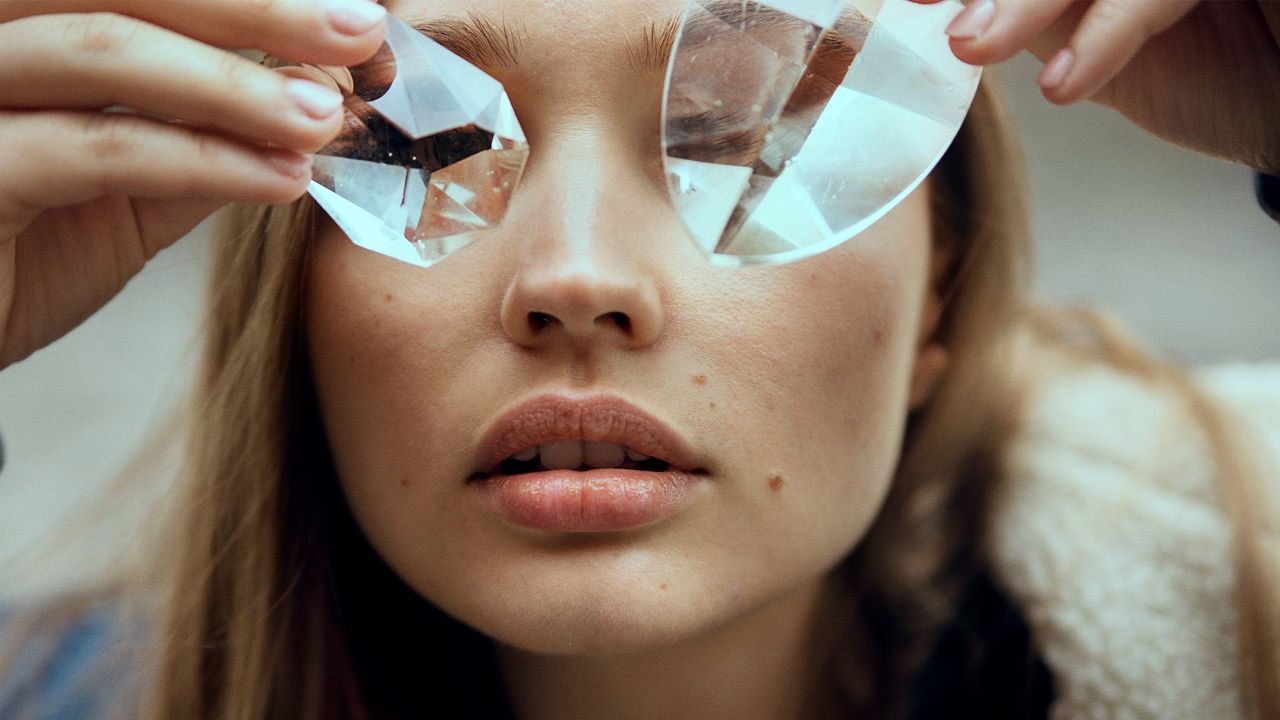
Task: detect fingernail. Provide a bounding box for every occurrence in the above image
[327,0,387,36]
[264,148,314,178]
[1038,48,1075,91]
[946,0,995,40]
[286,79,343,119]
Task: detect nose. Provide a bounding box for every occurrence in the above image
[499,137,667,351]
[500,259,664,349]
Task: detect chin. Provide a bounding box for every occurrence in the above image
[473,592,735,657]
[411,541,756,657]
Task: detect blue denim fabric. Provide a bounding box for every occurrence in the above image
[0,601,134,720]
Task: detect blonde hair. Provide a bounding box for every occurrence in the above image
[124,76,1277,718]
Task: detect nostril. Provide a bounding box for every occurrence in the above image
[528,312,556,331]
[603,312,632,333]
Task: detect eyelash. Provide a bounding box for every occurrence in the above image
[666,108,766,165]
[330,57,769,171]
[331,104,499,176]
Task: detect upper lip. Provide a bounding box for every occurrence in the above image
[473,395,705,477]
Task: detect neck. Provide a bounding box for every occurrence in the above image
[495,576,830,720]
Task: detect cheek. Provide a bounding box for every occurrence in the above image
[304,221,491,499]
[678,199,932,562]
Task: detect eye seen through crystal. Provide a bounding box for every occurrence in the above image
[307,15,529,268]
[662,0,981,266]
[305,3,978,271]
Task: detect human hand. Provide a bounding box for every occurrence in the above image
[916,0,1280,174]
[0,0,387,369]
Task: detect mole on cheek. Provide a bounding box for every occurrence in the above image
[768,473,785,492]
[384,293,394,303]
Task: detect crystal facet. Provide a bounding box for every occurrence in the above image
[308,16,528,267]
[663,0,980,266]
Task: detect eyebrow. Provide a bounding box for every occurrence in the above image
[403,3,869,73]
[406,13,527,67]
[630,1,872,73]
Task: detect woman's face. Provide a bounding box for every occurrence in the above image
[306,0,947,655]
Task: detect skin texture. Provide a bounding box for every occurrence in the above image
[305,2,946,717]
[0,0,388,368]
[0,0,1271,717]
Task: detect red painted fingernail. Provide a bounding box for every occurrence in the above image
[946,0,995,40]
[1038,48,1075,92]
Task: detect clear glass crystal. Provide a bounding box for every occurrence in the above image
[308,16,529,268]
[663,0,981,266]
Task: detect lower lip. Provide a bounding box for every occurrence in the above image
[473,469,704,533]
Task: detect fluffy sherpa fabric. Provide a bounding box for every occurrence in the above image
[989,361,1280,719]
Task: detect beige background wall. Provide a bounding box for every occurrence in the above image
[1,53,1277,600]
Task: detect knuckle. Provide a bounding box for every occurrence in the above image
[189,129,226,169]
[207,55,270,122]
[79,113,139,164]
[243,0,285,18]
[212,49,255,94]
[1089,0,1155,40]
[65,12,142,57]
[1088,0,1125,24]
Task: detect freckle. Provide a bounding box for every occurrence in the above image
[660,583,668,591]
[692,373,707,386]
[709,401,717,409]
[872,328,885,345]
[384,293,394,302]
[400,476,411,488]
[768,474,785,492]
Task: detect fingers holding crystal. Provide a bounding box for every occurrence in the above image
[938,0,1200,105]
[0,110,311,228]
[0,0,387,67]
[942,0,1076,65]
[0,13,346,153]
[1033,0,1198,104]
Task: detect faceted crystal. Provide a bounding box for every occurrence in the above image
[663,0,980,266]
[308,15,528,268]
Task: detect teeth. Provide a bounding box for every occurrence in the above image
[505,441,657,470]
[584,441,626,468]
[539,440,583,470]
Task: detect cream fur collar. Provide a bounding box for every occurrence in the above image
[989,361,1280,718]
